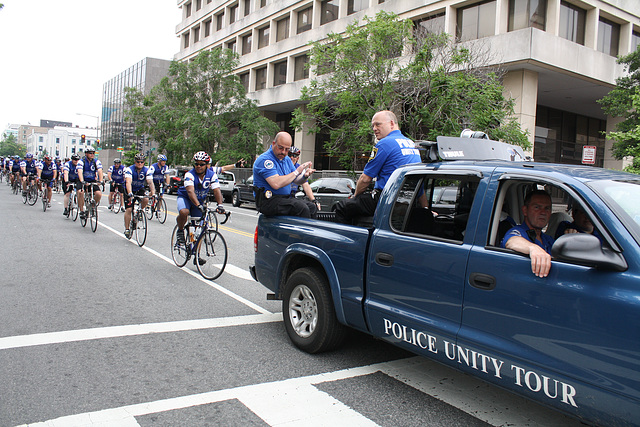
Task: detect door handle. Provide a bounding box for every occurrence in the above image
[375,252,394,267]
[469,272,496,290]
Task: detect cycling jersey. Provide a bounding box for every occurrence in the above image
[77,157,102,182]
[63,161,80,181]
[147,162,168,182]
[11,160,21,173]
[38,161,56,180]
[108,164,125,184]
[124,165,150,192]
[177,167,219,203]
[20,159,37,175]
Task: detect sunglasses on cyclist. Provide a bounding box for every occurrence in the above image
[194,162,208,167]
[288,153,299,158]
[135,160,145,164]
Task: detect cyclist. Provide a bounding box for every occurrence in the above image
[11,155,22,187]
[147,154,170,206]
[36,155,57,207]
[107,158,125,210]
[20,153,38,196]
[77,146,104,220]
[123,153,155,239]
[175,151,225,246]
[54,157,63,190]
[62,155,82,215]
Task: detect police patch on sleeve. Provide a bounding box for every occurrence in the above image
[264,160,274,169]
[368,147,378,162]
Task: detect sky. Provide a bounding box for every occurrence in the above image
[0,0,181,132]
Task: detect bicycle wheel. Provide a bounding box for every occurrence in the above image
[71,194,79,221]
[134,209,147,246]
[112,194,122,214]
[145,203,154,220]
[206,211,219,232]
[171,224,189,267]
[42,193,47,212]
[196,229,228,280]
[90,201,98,232]
[80,206,87,227]
[156,198,167,224]
[27,184,38,206]
[22,186,28,204]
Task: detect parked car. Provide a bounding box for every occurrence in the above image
[295,177,356,211]
[232,175,256,207]
[166,166,190,195]
[209,171,235,203]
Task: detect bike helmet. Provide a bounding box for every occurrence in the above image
[25,152,33,158]
[71,154,80,160]
[157,154,167,161]
[193,151,211,164]
[43,155,52,161]
[288,146,301,156]
[84,146,95,153]
[134,153,146,162]
[113,158,121,163]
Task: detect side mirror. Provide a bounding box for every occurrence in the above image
[552,234,627,272]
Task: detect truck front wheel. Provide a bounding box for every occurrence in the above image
[232,191,241,207]
[283,267,347,353]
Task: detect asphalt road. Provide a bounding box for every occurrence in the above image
[0,181,583,427]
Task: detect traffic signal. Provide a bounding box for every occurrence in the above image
[81,134,86,144]
[96,138,100,146]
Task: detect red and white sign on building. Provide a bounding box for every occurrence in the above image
[582,145,597,165]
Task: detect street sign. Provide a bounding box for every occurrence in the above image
[117,147,124,152]
[582,145,596,165]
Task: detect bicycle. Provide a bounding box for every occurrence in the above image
[40,179,52,212]
[171,205,229,280]
[145,192,168,224]
[23,175,38,206]
[64,183,79,221]
[125,195,148,247]
[80,182,99,233]
[110,183,125,214]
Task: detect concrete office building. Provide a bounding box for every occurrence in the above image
[175,0,640,169]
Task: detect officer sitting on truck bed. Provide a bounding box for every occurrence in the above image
[335,110,421,225]
[253,131,318,218]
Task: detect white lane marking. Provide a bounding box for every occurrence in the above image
[0,313,283,351]
[15,356,580,427]
[98,221,271,315]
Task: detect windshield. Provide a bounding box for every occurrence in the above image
[589,179,640,243]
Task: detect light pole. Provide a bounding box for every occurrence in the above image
[75,112,100,146]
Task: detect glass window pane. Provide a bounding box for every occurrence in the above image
[255,67,267,90]
[321,0,339,25]
[598,18,619,56]
[297,7,312,34]
[559,1,585,45]
[258,26,270,48]
[348,0,367,15]
[273,61,287,86]
[294,55,309,81]
[277,17,290,41]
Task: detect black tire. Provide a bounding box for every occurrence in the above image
[282,267,348,353]
[90,201,98,232]
[71,194,79,221]
[157,198,167,224]
[27,185,38,206]
[232,191,241,207]
[145,204,153,220]
[171,224,189,267]
[196,229,227,280]
[135,209,147,246]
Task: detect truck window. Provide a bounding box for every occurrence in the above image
[391,174,478,242]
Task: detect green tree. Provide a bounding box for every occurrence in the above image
[292,11,528,172]
[125,49,278,166]
[598,49,640,174]
[0,133,25,157]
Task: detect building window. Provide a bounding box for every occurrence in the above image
[633,31,640,52]
[185,2,192,18]
[244,0,251,16]
[261,0,267,6]
[559,1,585,45]
[277,16,290,41]
[242,33,252,55]
[508,0,546,31]
[240,72,250,92]
[216,12,224,30]
[227,39,237,53]
[204,18,212,37]
[255,67,267,90]
[414,13,445,36]
[56,137,60,144]
[598,17,620,57]
[294,54,309,81]
[457,1,496,42]
[196,0,202,11]
[257,26,270,49]
[229,4,238,24]
[347,0,367,15]
[273,60,287,86]
[183,32,190,49]
[321,0,339,25]
[193,26,200,43]
[297,7,312,34]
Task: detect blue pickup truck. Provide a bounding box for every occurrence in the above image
[250,136,640,426]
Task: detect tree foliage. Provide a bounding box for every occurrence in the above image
[0,133,25,157]
[598,49,640,173]
[292,11,528,172]
[125,49,278,166]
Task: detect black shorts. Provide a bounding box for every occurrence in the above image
[124,188,147,209]
[110,182,125,193]
[63,179,80,194]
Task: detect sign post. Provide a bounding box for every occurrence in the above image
[582,146,596,165]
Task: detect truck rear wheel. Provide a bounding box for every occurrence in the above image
[283,267,347,353]
[232,191,241,207]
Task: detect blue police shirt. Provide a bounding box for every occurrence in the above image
[177,167,219,203]
[364,129,421,191]
[20,159,37,174]
[37,161,56,179]
[63,161,80,181]
[108,164,125,184]
[124,165,150,192]
[77,157,103,182]
[253,147,296,196]
[501,222,554,254]
[147,162,168,182]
